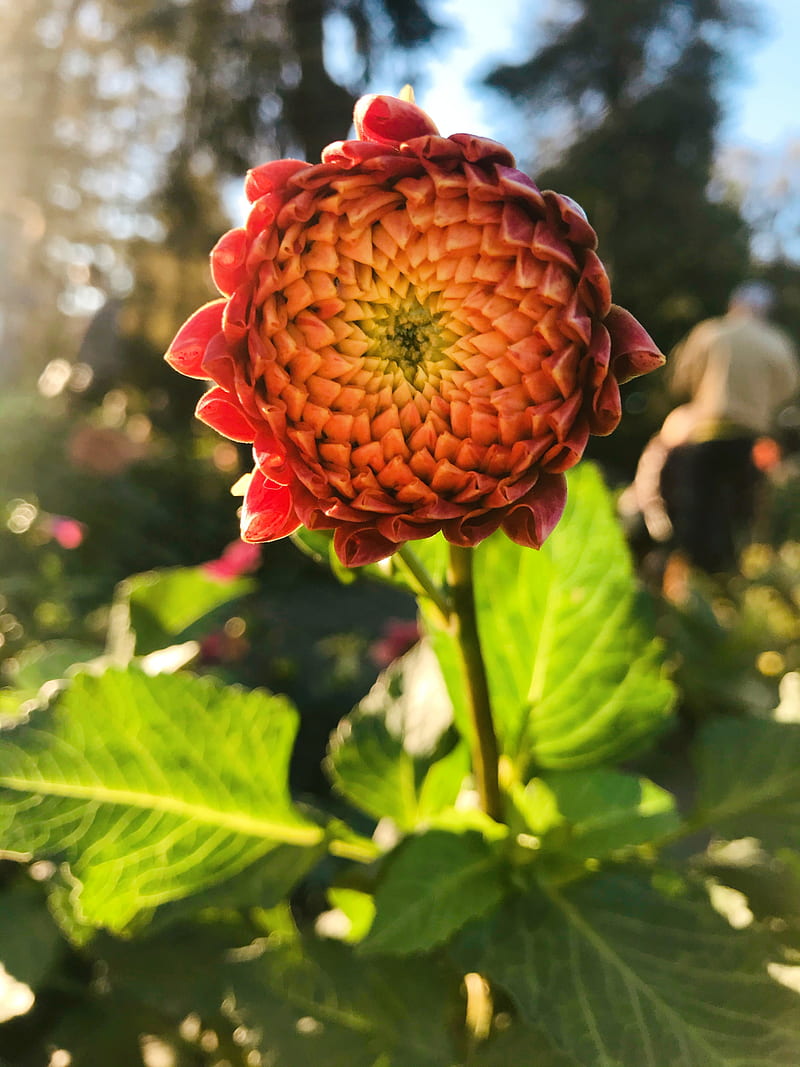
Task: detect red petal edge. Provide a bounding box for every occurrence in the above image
[244,159,309,204]
[333,525,399,567]
[210,228,249,297]
[241,470,301,542]
[353,94,439,146]
[164,300,226,379]
[605,305,665,384]
[501,473,568,548]
[196,387,256,443]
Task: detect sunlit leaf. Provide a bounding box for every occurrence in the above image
[0,669,323,933]
[426,464,675,773]
[537,768,681,860]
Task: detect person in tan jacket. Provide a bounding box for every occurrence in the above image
[661,281,799,572]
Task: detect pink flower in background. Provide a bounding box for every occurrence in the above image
[369,617,421,667]
[46,516,87,549]
[167,92,663,567]
[203,538,263,581]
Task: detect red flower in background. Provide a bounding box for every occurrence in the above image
[202,538,262,581]
[166,93,663,566]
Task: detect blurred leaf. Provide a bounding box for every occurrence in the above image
[50,993,152,1067]
[0,689,39,727]
[0,880,63,989]
[470,1020,578,1067]
[145,840,327,934]
[119,565,255,655]
[694,717,800,850]
[460,869,800,1066]
[326,888,376,943]
[6,641,102,690]
[537,768,681,860]
[96,915,255,1021]
[326,642,467,830]
[426,464,675,773]
[360,828,508,956]
[231,933,460,1066]
[700,845,800,929]
[0,669,323,933]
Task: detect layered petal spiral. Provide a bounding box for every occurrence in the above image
[166,94,663,566]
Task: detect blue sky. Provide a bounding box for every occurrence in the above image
[409,0,800,152]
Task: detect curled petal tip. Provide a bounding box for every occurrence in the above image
[241,470,301,542]
[196,387,255,443]
[353,93,439,146]
[605,304,665,383]
[243,158,309,204]
[501,474,568,549]
[210,228,248,296]
[333,526,399,568]
[164,300,225,378]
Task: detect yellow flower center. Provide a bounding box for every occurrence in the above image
[361,293,451,385]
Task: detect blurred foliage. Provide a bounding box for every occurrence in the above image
[2,467,800,1065]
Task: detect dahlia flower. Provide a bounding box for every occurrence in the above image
[166,93,663,566]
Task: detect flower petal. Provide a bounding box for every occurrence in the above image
[244,159,309,204]
[333,525,399,567]
[241,469,300,542]
[253,428,292,485]
[210,228,249,296]
[354,94,439,146]
[165,300,225,378]
[196,387,255,443]
[605,304,665,383]
[501,473,568,548]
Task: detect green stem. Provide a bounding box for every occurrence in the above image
[447,544,502,822]
[328,836,381,863]
[395,543,453,620]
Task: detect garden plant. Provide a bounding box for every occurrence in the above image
[2,92,800,1067]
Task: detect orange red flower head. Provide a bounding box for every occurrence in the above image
[166,93,663,566]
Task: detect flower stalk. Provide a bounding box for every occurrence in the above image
[395,543,452,621]
[447,544,502,822]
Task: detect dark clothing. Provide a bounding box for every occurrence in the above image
[660,436,761,573]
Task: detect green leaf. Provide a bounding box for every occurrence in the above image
[0,687,39,728]
[538,768,681,860]
[426,464,675,773]
[0,881,63,989]
[231,933,460,1067]
[0,669,323,933]
[325,888,377,943]
[326,643,467,830]
[360,828,508,956]
[461,869,800,1067]
[694,717,800,850]
[96,915,256,1021]
[470,1020,579,1067]
[119,565,255,655]
[6,640,101,689]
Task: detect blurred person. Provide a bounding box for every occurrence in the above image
[661,281,798,573]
